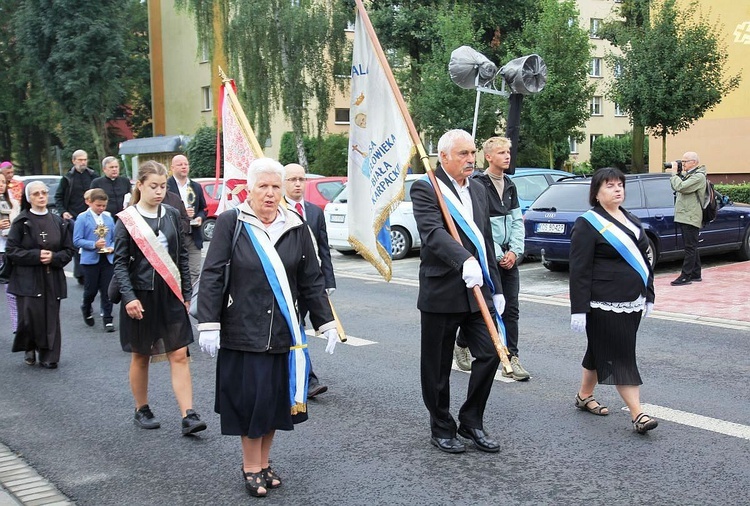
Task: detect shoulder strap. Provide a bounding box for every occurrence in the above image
[230,208,242,249]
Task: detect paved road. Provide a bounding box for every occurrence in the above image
[0,252,748,504]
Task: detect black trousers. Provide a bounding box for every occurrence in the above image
[81,256,114,318]
[298,305,320,386]
[420,310,500,438]
[679,223,701,279]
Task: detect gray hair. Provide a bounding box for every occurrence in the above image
[437,129,473,159]
[247,158,285,187]
[101,156,118,169]
[71,149,87,160]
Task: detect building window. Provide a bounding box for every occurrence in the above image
[614,103,626,116]
[425,137,439,156]
[264,137,272,148]
[590,134,602,150]
[345,19,355,32]
[334,108,350,124]
[589,58,602,78]
[590,96,603,116]
[613,61,623,78]
[590,18,602,38]
[569,136,578,154]
[201,86,212,111]
[200,41,209,63]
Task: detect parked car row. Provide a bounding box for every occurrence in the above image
[195,175,346,241]
[523,173,750,271]
[16,175,63,215]
[324,168,573,260]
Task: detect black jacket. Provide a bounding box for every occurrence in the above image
[166,176,207,249]
[112,204,191,306]
[6,211,74,298]
[569,206,655,314]
[410,168,501,314]
[90,175,132,216]
[196,203,335,353]
[55,167,97,216]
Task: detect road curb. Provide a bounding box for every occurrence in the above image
[0,443,73,506]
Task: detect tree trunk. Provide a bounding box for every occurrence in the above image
[631,123,645,173]
[661,132,667,170]
[276,11,307,168]
[547,141,554,169]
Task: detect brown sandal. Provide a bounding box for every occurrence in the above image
[632,413,658,434]
[575,393,609,416]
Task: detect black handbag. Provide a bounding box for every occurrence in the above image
[189,209,241,318]
[0,253,12,284]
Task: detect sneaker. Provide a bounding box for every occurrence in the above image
[691,276,702,282]
[454,344,473,371]
[182,409,207,435]
[24,351,36,366]
[81,306,95,327]
[670,276,692,286]
[103,317,115,333]
[502,356,530,381]
[134,404,161,429]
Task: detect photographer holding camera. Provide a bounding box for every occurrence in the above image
[667,152,706,286]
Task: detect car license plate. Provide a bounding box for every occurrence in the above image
[536,223,565,234]
[330,214,345,223]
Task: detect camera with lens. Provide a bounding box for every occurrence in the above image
[663,160,682,173]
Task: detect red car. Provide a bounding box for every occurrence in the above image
[194,175,346,241]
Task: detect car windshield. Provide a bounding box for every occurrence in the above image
[316,181,345,201]
[531,184,590,212]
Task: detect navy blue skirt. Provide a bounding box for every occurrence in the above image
[582,307,643,386]
[215,348,308,438]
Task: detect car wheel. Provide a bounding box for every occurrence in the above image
[201,218,216,241]
[738,226,750,261]
[646,236,658,268]
[542,260,568,272]
[390,225,411,260]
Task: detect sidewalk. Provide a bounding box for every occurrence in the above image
[0,443,72,506]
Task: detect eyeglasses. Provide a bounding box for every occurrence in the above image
[680,159,697,164]
[30,190,49,196]
[285,177,305,184]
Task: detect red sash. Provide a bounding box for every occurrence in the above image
[118,206,184,303]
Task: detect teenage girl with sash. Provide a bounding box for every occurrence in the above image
[112,160,206,435]
[569,167,658,434]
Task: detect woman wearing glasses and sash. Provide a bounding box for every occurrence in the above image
[196,158,340,498]
[7,181,74,368]
[569,167,658,434]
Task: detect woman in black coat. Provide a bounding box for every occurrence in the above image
[7,181,74,368]
[197,158,339,498]
[569,168,657,434]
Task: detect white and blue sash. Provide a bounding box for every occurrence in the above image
[422,175,507,345]
[581,210,649,288]
[243,222,310,415]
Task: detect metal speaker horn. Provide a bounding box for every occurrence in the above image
[500,54,547,95]
[449,46,498,90]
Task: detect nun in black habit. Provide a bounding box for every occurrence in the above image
[6,180,74,368]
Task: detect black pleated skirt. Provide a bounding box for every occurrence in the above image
[215,348,308,439]
[119,276,193,355]
[582,307,643,386]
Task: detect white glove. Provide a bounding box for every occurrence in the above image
[492,294,506,317]
[199,330,220,357]
[643,302,654,318]
[326,288,335,296]
[323,329,338,355]
[461,259,483,288]
[570,313,587,333]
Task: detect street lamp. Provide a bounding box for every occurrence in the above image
[449,46,547,173]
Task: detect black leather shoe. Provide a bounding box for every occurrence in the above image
[81,306,95,326]
[307,384,328,399]
[457,426,500,453]
[39,362,58,369]
[692,276,702,282]
[670,276,692,286]
[430,436,466,454]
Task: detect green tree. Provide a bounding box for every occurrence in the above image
[14,0,128,161]
[590,136,627,171]
[177,0,349,169]
[606,0,741,164]
[509,0,595,168]
[310,134,348,176]
[120,0,152,140]
[185,125,223,178]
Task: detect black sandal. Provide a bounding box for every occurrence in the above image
[242,470,267,497]
[632,413,658,434]
[575,393,609,416]
[262,467,282,489]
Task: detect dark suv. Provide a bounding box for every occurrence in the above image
[524,173,750,271]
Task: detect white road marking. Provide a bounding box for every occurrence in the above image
[623,404,750,440]
[305,329,376,346]
[452,361,515,383]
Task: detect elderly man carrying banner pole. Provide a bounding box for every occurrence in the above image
[352,0,513,455]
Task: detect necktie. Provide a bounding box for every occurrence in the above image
[295,202,304,219]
